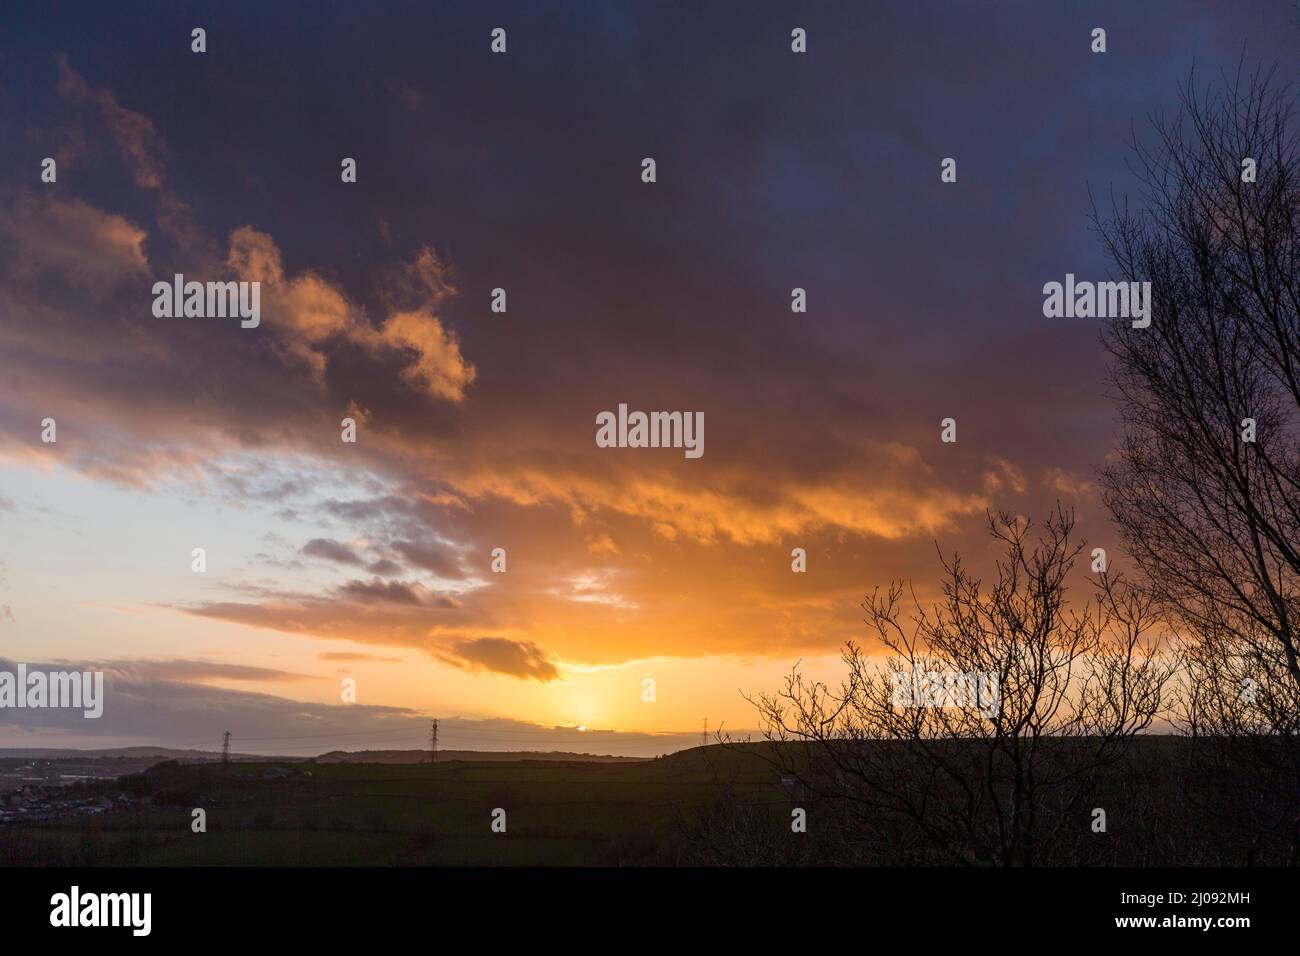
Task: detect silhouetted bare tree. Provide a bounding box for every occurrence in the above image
[1095,63,1300,861]
[748,508,1173,865]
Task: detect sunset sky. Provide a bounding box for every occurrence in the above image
[1,1,1295,755]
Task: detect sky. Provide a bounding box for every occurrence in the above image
[0,1,1296,755]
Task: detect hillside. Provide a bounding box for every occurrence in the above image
[315,749,648,764]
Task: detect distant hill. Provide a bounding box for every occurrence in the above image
[315,749,647,764]
[0,746,648,764]
[0,747,235,760]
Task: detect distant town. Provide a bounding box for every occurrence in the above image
[0,755,170,823]
[0,749,276,825]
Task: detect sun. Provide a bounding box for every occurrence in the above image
[577,725,587,732]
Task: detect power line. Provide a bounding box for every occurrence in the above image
[223,725,705,745]
[222,724,705,742]
[226,727,439,742]
[228,736,429,754]
[192,721,717,758]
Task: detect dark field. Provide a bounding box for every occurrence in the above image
[0,737,1293,866]
[0,745,781,866]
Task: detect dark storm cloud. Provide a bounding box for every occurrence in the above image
[1,0,1295,675]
